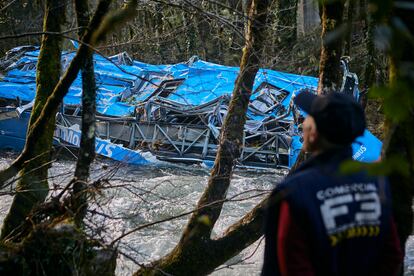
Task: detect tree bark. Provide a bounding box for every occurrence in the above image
[361,0,372,70]
[381,1,414,250]
[361,0,375,109]
[194,1,216,61]
[72,0,97,226]
[317,0,346,94]
[183,10,197,60]
[155,4,165,62]
[1,0,64,241]
[134,0,272,275]
[343,0,355,56]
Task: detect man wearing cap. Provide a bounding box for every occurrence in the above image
[262,91,403,276]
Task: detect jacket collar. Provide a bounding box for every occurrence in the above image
[292,146,353,175]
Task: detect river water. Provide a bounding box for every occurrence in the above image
[0,154,280,275]
[1,154,413,275]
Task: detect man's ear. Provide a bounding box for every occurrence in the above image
[308,126,319,144]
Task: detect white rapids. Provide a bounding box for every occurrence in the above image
[0,154,280,275]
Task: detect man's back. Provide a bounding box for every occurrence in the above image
[262,147,402,276]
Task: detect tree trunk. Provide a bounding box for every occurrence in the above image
[343,0,355,56]
[72,0,97,226]
[155,4,165,62]
[0,0,138,238]
[196,2,212,60]
[381,2,414,250]
[228,0,245,64]
[291,0,346,191]
[317,0,346,94]
[1,0,64,241]
[183,11,197,60]
[195,1,215,61]
[361,0,375,109]
[297,0,320,36]
[276,0,298,46]
[134,0,272,274]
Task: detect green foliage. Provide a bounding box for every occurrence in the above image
[340,155,410,177]
[369,81,414,122]
[197,215,212,226]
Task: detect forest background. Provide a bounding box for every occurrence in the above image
[0,0,389,135]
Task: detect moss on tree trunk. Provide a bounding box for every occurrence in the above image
[1,0,64,241]
[317,0,346,94]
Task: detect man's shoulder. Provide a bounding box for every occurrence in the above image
[274,165,387,197]
[273,168,319,193]
[282,167,319,185]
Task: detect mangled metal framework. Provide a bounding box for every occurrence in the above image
[60,95,296,168]
[0,46,380,169]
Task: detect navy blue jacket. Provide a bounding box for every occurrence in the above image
[262,147,402,276]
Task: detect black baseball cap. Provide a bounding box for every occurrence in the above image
[294,91,366,145]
